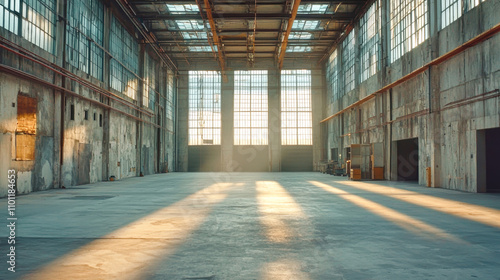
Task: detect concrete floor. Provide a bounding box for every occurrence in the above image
[1,173,500,280]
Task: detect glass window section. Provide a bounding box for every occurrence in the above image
[297,4,329,14]
[144,53,156,109]
[441,0,462,29]
[281,70,312,145]
[359,0,381,83]
[166,4,199,13]
[390,0,429,63]
[110,15,139,99]
[292,20,320,30]
[0,0,21,34]
[22,0,56,53]
[1,0,56,53]
[465,0,487,10]
[289,32,312,40]
[234,70,268,145]
[342,31,356,93]
[66,0,104,80]
[166,70,175,132]
[189,71,221,145]
[286,46,312,52]
[327,50,339,102]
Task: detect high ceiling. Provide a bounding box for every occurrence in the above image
[128,0,369,68]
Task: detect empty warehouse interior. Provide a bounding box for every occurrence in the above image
[1,0,500,279]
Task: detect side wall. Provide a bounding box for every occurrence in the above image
[324,0,500,192]
[0,0,177,198]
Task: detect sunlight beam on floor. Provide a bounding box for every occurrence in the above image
[256,181,307,244]
[25,182,234,280]
[310,181,463,243]
[337,181,500,229]
[260,258,310,280]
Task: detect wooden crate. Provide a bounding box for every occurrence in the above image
[372,167,384,180]
[350,168,361,180]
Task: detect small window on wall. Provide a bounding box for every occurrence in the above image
[16,94,37,161]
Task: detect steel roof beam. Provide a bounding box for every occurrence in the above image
[151,28,343,33]
[139,12,354,21]
[131,0,366,5]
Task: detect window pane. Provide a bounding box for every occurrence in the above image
[281,70,312,145]
[189,71,222,145]
[234,70,269,145]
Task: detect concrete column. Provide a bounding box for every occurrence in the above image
[101,7,111,181]
[176,71,189,172]
[429,65,442,188]
[136,44,145,176]
[221,71,235,171]
[268,68,281,172]
[53,0,67,188]
[428,0,442,188]
[381,0,393,180]
[312,69,324,170]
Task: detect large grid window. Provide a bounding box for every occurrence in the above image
[466,0,488,10]
[342,31,356,93]
[0,0,56,53]
[281,70,312,145]
[441,0,488,29]
[144,53,156,109]
[441,0,462,29]
[359,0,381,83]
[66,0,104,80]
[234,70,268,145]
[110,15,139,99]
[390,0,429,63]
[189,71,221,145]
[327,50,339,102]
[166,70,175,132]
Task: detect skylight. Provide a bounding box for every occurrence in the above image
[175,20,204,31]
[189,46,215,52]
[289,32,313,39]
[292,20,321,30]
[175,20,207,40]
[297,4,330,14]
[181,32,207,40]
[286,46,312,52]
[166,4,199,14]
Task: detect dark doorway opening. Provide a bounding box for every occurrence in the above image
[485,128,500,192]
[331,148,338,162]
[396,138,419,181]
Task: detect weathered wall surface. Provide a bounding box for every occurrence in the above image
[0,7,177,198]
[324,0,500,192]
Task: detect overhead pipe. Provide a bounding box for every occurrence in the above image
[0,39,155,118]
[0,63,174,133]
[320,22,500,123]
[116,0,178,71]
[278,0,301,69]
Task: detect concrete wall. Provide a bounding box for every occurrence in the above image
[324,0,500,192]
[0,2,177,197]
